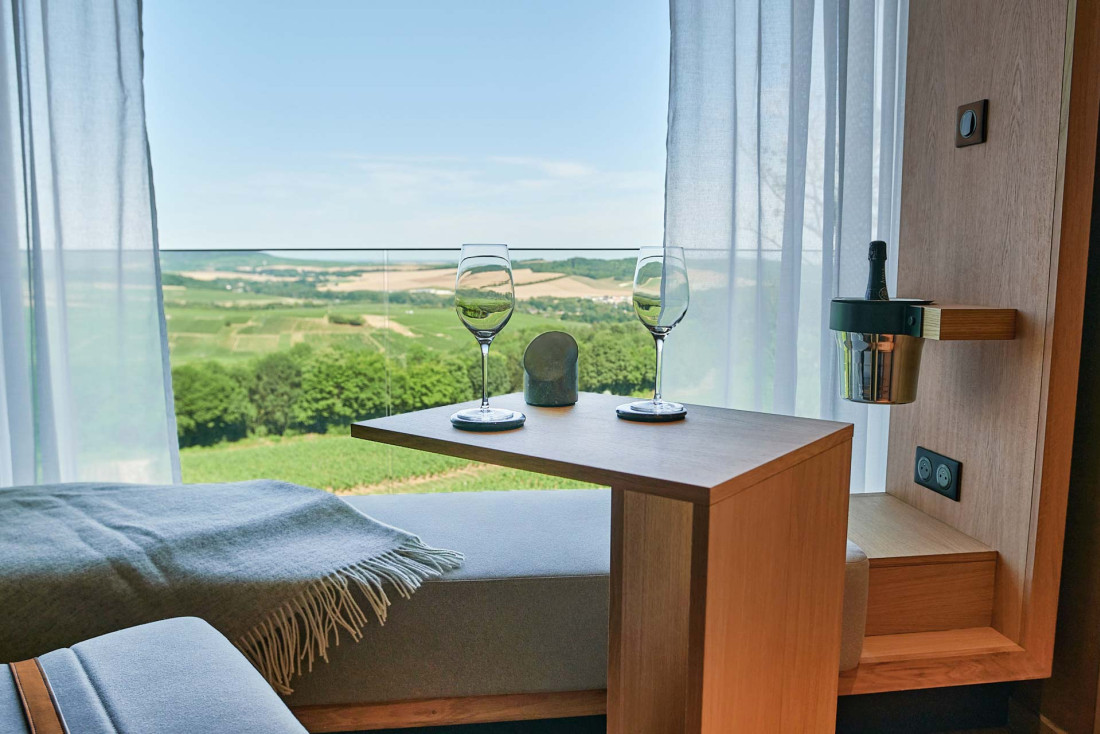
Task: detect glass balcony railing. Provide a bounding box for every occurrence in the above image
[159,248,640,495]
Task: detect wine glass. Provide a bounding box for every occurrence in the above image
[617,246,690,421]
[450,244,526,430]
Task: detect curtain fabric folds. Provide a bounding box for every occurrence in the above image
[0,0,179,486]
[663,0,908,491]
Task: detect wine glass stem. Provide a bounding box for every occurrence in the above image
[653,333,665,403]
[479,339,492,410]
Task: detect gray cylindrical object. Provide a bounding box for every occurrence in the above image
[523,331,579,407]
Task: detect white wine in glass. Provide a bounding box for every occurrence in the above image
[617,246,690,421]
[450,244,526,430]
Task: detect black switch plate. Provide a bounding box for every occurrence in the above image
[914,446,961,501]
[956,99,988,147]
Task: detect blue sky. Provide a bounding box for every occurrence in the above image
[143,1,670,251]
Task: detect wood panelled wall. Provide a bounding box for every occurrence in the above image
[1021,0,1100,727]
[1023,143,1100,731]
[887,0,1076,650]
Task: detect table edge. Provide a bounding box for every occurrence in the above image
[350,416,853,505]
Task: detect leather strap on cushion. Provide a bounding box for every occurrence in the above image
[9,659,66,734]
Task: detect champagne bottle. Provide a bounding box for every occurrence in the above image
[865,240,890,301]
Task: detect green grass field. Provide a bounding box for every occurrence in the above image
[164,298,591,366]
[179,433,600,494]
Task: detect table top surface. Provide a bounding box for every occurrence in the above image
[352,392,852,504]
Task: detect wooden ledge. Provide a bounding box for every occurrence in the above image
[857,627,1022,665]
[849,493,997,635]
[848,493,996,566]
[841,496,1036,694]
[918,304,1017,340]
[292,690,607,732]
[839,628,1035,696]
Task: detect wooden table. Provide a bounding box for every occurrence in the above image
[352,392,853,733]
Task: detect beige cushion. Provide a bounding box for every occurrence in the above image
[842,540,870,671]
[285,490,869,707]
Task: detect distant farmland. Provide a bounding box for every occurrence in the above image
[174,264,631,301]
[160,250,639,494]
[162,299,582,366]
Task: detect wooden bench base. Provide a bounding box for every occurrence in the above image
[292,495,1019,732]
[292,628,1037,733]
[292,690,608,733]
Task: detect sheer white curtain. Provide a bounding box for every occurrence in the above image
[0,0,179,486]
[663,0,907,492]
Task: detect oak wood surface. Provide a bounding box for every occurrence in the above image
[866,561,995,636]
[919,305,1017,341]
[849,493,996,566]
[844,0,1096,700]
[1022,0,1098,675]
[607,491,695,734]
[696,440,851,732]
[290,690,607,732]
[839,627,1036,696]
[607,441,851,733]
[353,392,852,505]
[858,627,1022,666]
[889,0,1070,646]
[840,648,1037,697]
[1028,0,1100,729]
[850,493,997,636]
[766,439,852,731]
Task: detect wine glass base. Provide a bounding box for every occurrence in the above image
[616,400,687,422]
[450,407,526,431]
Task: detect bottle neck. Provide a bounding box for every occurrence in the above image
[865,257,890,301]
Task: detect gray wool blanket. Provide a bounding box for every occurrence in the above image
[0,480,463,694]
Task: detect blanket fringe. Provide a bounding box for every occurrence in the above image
[234,537,463,695]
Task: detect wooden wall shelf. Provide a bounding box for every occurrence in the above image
[918,304,1017,341]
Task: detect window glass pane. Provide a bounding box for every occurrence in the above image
[145,3,669,494]
[160,248,649,493]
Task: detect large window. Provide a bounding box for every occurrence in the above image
[143,2,670,493]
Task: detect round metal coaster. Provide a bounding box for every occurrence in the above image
[615,403,687,422]
[450,411,526,431]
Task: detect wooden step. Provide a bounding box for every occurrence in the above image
[849,493,997,636]
[838,627,1027,696]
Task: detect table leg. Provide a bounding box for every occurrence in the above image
[607,439,852,733]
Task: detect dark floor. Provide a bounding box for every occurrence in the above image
[357,720,1006,734]
[835,683,1010,734]
[356,683,1012,734]
[359,718,605,734]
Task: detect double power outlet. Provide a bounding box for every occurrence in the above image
[914,446,961,501]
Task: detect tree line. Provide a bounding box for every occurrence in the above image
[161,257,636,307]
[521,257,635,281]
[172,323,656,447]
